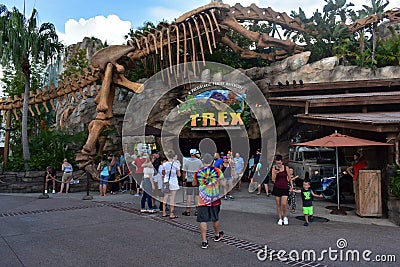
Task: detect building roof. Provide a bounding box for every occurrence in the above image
[295,112,400,133]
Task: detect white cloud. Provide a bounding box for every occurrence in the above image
[57,15,131,46]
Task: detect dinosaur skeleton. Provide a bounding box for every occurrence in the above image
[0,2,398,177]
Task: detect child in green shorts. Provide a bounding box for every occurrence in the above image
[291,180,323,226]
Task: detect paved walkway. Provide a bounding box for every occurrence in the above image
[0,185,399,266]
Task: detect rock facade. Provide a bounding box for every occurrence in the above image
[0,170,99,193]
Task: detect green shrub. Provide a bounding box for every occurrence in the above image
[5,129,87,171]
[390,167,400,198]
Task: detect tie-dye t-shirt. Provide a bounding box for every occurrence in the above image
[194,166,223,206]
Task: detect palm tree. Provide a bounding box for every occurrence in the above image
[0,5,63,170]
[360,0,389,62]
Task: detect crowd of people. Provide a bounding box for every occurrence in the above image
[120,149,325,226]
[44,147,368,248]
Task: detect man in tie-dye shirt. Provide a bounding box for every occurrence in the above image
[193,153,224,249]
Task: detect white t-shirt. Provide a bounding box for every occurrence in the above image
[163,161,179,185]
[143,167,154,178]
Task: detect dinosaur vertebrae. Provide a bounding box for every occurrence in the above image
[347,8,400,33]
[0,67,100,121]
[123,3,225,78]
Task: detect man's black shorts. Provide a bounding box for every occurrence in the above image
[196,205,220,222]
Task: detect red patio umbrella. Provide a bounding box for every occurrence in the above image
[294,131,391,215]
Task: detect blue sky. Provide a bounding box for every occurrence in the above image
[2,0,397,46]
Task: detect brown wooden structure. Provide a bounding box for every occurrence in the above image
[268,77,400,165]
[356,170,382,217]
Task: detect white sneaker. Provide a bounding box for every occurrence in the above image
[52,190,56,194]
[283,217,289,225]
[44,190,48,194]
[277,219,283,225]
[140,209,147,213]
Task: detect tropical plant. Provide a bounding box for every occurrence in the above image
[6,128,88,171]
[376,34,400,66]
[60,49,90,79]
[333,37,358,65]
[358,0,389,62]
[1,61,47,101]
[0,5,64,170]
[286,0,353,63]
[390,167,400,198]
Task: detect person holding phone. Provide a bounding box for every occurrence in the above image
[271,154,292,225]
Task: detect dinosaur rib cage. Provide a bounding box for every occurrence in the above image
[123,3,310,79]
[125,7,222,74]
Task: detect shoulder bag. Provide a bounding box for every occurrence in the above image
[162,161,174,194]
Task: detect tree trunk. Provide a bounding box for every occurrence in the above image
[359,32,365,54]
[22,71,31,170]
[372,23,377,62]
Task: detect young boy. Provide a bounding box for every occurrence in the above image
[291,179,323,226]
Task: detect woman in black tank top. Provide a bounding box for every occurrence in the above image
[271,155,292,225]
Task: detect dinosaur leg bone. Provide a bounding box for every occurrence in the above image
[96,62,113,120]
[82,119,112,154]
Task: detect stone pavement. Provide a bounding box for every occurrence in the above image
[0,184,399,267]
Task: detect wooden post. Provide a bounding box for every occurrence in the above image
[82,172,93,200]
[3,110,11,169]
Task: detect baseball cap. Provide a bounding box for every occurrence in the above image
[190,149,199,155]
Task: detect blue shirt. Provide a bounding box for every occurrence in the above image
[64,165,73,173]
[214,158,223,169]
[234,157,244,173]
[248,158,254,169]
[111,161,120,174]
[101,165,109,176]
